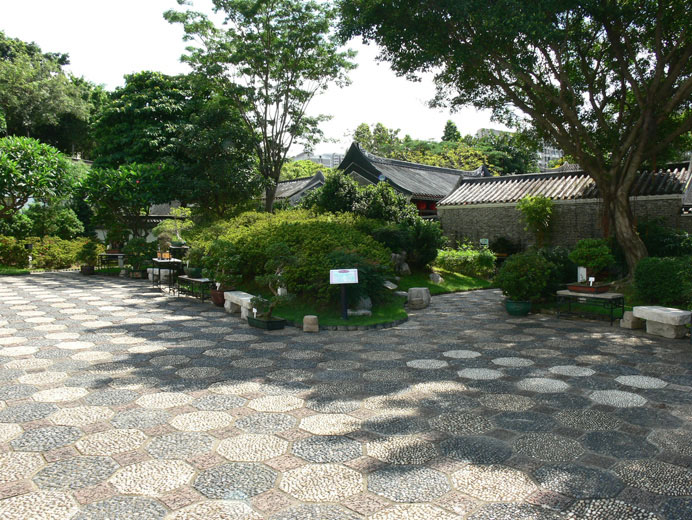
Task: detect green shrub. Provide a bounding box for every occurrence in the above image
[434,244,496,278]
[122,238,157,271]
[494,251,553,301]
[634,256,692,306]
[517,194,553,246]
[0,236,88,269]
[490,236,521,255]
[76,240,101,267]
[537,246,577,295]
[326,249,389,305]
[568,238,615,273]
[188,210,392,303]
[202,240,242,288]
[370,218,446,269]
[637,219,692,257]
[0,236,29,267]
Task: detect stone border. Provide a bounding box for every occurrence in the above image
[284,317,408,332]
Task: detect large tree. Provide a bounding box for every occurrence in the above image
[340,0,692,271]
[165,0,356,211]
[0,136,73,222]
[0,32,94,154]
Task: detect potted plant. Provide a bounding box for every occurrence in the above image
[248,243,295,330]
[184,245,205,278]
[123,238,157,278]
[202,240,242,306]
[157,232,172,259]
[494,251,552,315]
[567,238,615,293]
[77,240,100,275]
[105,226,129,254]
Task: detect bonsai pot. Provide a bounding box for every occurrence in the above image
[567,282,611,294]
[210,288,226,307]
[247,316,286,330]
[80,265,95,275]
[505,299,532,316]
[185,266,203,278]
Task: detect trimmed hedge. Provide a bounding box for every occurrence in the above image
[0,236,91,269]
[634,256,692,306]
[434,245,496,278]
[188,210,392,303]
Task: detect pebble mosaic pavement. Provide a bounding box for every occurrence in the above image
[0,273,691,519]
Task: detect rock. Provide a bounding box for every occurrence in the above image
[383,281,398,290]
[620,311,644,330]
[348,309,372,317]
[429,272,444,284]
[399,262,411,276]
[278,287,288,297]
[303,315,319,333]
[646,321,688,339]
[407,287,431,310]
[394,291,408,301]
[356,296,372,311]
[391,251,410,275]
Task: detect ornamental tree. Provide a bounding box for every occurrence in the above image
[165,0,356,211]
[0,136,72,222]
[339,0,692,272]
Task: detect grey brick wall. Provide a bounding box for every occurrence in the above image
[438,196,691,248]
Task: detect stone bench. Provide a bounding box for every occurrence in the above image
[632,306,691,339]
[224,291,255,320]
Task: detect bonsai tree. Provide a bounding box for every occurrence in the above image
[494,251,552,302]
[76,240,100,274]
[123,238,157,272]
[251,243,296,319]
[568,239,615,278]
[184,245,205,277]
[202,240,242,290]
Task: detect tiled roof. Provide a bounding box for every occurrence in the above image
[338,143,491,200]
[272,172,325,200]
[439,164,691,206]
[683,160,692,207]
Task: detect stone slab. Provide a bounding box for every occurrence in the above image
[633,306,691,326]
[224,291,254,315]
[303,315,319,333]
[646,320,688,339]
[408,287,431,310]
[620,311,645,330]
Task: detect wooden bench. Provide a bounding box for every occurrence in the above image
[556,290,624,326]
[633,306,691,339]
[224,291,255,320]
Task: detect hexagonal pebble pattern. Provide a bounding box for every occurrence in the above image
[614,459,692,495]
[108,460,195,495]
[368,466,449,502]
[589,389,646,407]
[32,386,89,402]
[452,464,537,501]
[11,426,82,451]
[533,463,624,499]
[194,463,276,499]
[279,463,363,501]
[300,413,360,435]
[33,456,119,489]
[76,428,147,456]
[247,395,303,413]
[49,406,114,426]
[615,375,667,389]
[0,422,22,443]
[166,500,262,520]
[430,412,492,435]
[565,499,660,519]
[516,377,569,392]
[135,392,193,409]
[370,504,459,520]
[72,497,168,520]
[513,433,584,462]
[0,451,45,483]
[292,435,362,463]
[0,491,78,520]
[367,435,438,464]
[648,428,692,456]
[146,432,215,459]
[217,434,288,461]
[170,411,233,431]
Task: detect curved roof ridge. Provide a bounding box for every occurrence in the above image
[360,146,485,177]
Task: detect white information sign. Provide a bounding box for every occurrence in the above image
[479,238,489,246]
[330,269,359,285]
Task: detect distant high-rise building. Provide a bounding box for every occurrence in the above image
[291,152,344,169]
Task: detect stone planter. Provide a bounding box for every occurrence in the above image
[210,288,226,307]
[505,299,531,316]
[248,316,286,330]
[80,265,95,275]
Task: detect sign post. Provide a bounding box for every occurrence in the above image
[329,269,359,320]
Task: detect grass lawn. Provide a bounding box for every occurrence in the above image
[397,268,492,295]
[0,265,30,276]
[274,295,408,327]
[95,267,123,276]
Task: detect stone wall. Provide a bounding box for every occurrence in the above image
[438,196,692,248]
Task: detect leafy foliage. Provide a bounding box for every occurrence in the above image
[166,0,356,210]
[252,242,296,318]
[635,256,692,306]
[281,159,332,181]
[568,239,616,273]
[21,203,84,239]
[202,240,243,289]
[0,235,89,269]
[442,120,461,142]
[338,0,692,270]
[122,238,157,271]
[76,239,101,267]
[494,251,553,302]
[434,244,496,278]
[537,246,577,295]
[84,163,169,238]
[0,136,73,222]
[637,219,692,257]
[516,194,553,247]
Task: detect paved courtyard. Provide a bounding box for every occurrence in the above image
[0,273,691,519]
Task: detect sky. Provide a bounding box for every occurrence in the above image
[0,0,509,155]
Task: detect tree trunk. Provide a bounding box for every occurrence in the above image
[264,183,278,212]
[607,189,648,276]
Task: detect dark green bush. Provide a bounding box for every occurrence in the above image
[568,238,615,273]
[494,251,553,302]
[370,218,446,269]
[490,236,521,255]
[76,240,102,267]
[326,249,389,305]
[537,246,576,295]
[0,236,29,267]
[202,240,242,288]
[637,219,692,257]
[301,171,359,214]
[0,236,89,269]
[434,244,496,278]
[634,256,692,306]
[122,238,157,271]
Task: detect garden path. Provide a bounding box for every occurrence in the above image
[0,273,690,519]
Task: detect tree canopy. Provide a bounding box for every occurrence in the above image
[165,0,357,211]
[339,0,692,271]
[0,136,73,222]
[0,31,99,155]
